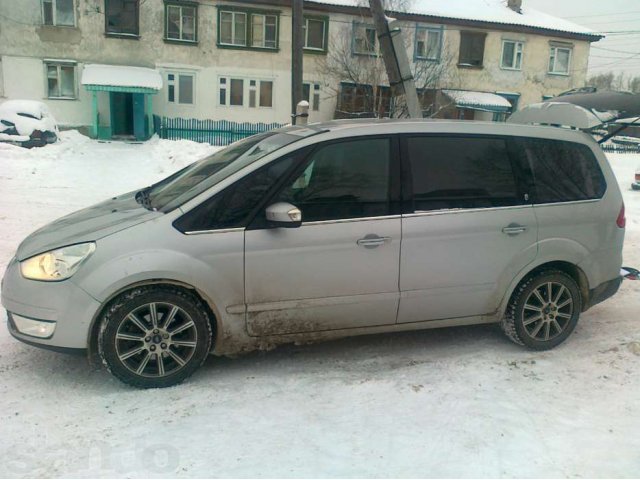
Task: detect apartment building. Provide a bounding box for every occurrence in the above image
[0,0,602,140]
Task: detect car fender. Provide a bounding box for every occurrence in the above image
[495,237,592,318]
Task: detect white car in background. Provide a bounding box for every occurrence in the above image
[0,100,58,148]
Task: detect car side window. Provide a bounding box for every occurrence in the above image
[406,136,520,212]
[173,155,296,233]
[513,138,606,203]
[274,138,391,222]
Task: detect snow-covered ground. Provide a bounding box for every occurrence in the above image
[0,132,639,478]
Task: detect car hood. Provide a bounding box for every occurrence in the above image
[16,191,161,261]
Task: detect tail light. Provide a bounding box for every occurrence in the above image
[617,203,626,228]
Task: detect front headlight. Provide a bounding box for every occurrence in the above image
[20,242,96,281]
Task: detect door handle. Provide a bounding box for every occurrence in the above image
[357,234,391,249]
[502,224,528,236]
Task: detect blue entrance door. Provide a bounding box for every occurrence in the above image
[133,93,146,141]
[110,92,134,137]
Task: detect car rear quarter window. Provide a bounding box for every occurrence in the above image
[405,136,520,212]
[514,138,606,203]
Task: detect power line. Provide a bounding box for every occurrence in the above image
[592,46,640,54]
[577,17,640,27]
[564,10,640,19]
[600,30,640,35]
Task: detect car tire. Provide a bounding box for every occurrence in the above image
[98,287,212,388]
[501,270,582,350]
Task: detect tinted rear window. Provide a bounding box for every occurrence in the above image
[406,136,520,211]
[513,138,606,203]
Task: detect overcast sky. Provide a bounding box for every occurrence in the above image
[526,0,640,79]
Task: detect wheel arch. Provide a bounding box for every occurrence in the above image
[87,279,222,364]
[498,260,590,318]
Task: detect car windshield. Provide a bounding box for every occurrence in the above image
[146,130,309,212]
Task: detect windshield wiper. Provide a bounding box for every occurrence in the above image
[135,187,156,211]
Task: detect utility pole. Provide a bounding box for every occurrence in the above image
[291,0,304,124]
[368,0,422,118]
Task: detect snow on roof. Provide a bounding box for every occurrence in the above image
[443,90,512,110]
[81,64,163,90]
[308,0,599,37]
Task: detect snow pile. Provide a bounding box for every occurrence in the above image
[81,64,163,90]
[0,100,58,140]
[309,0,598,36]
[443,89,512,109]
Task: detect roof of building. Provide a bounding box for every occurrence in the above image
[307,0,601,39]
[81,64,163,91]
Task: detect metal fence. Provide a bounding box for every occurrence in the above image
[153,115,287,146]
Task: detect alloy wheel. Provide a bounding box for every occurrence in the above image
[114,302,198,378]
[522,281,574,342]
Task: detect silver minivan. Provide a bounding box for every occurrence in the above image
[1,120,625,388]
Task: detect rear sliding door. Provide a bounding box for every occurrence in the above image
[398,135,538,323]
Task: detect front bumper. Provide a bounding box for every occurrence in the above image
[1,257,101,349]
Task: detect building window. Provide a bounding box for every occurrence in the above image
[251,14,277,48]
[165,2,197,42]
[338,83,374,114]
[415,26,442,61]
[218,8,279,50]
[167,73,194,104]
[352,23,377,55]
[501,40,523,70]
[219,11,246,46]
[304,17,327,52]
[303,83,321,111]
[42,0,75,26]
[230,79,243,105]
[220,77,272,107]
[105,0,139,36]
[46,62,76,99]
[458,31,486,67]
[259,81,273,107]
[549,46,572,75]
[219,77,244,106]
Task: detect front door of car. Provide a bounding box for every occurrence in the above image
[397,135,538,323]
[244,137,401,336]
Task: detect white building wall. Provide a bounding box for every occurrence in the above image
[0,0,597,132]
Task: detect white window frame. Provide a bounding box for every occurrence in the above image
[414,26,442,61]
[167,72,195,105]
[218,76,245,107]
[548,46,572,76]
[165,4,197,42]
[42,0,76,27]
[219,11,247,46]
[303,17,326,51]
[45,61,77,99]
[303,82,321,111]
[251,13,278,49]
[219,76,274,108]
[501,40,524,70]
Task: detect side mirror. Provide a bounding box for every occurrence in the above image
[265,202,302,228]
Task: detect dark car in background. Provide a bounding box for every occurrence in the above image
[0,100,58,148]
